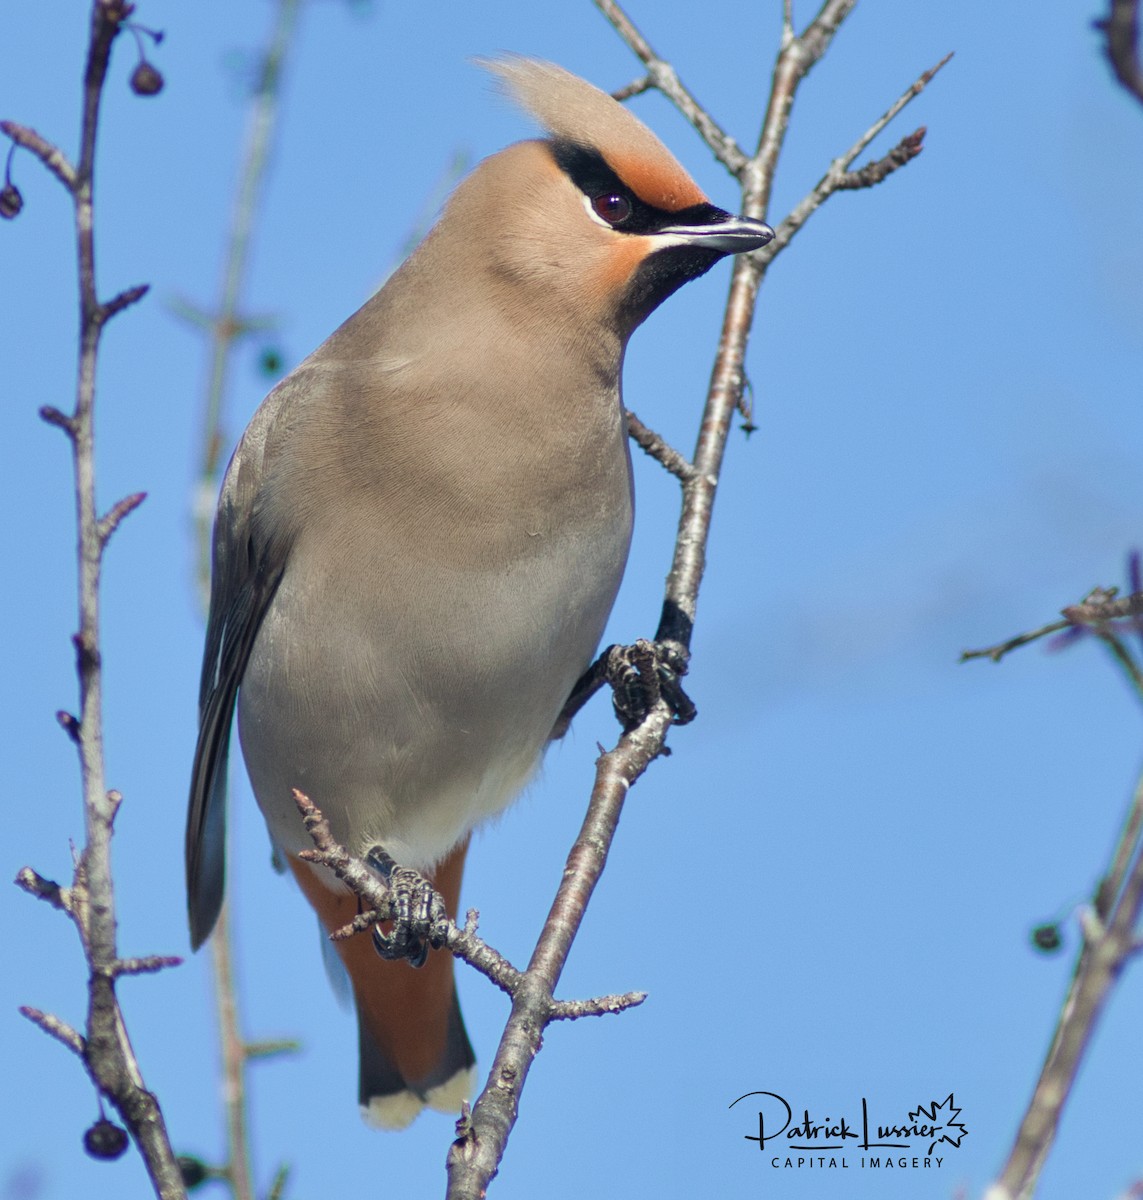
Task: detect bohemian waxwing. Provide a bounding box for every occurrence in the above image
[187,55,773,1130]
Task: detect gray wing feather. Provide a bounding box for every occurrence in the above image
[185,388,295,949]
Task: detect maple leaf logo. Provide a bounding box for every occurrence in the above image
[910,1093,968,1155]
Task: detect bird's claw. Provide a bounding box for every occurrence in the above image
[365,846,449,968]
[605,638,696,730]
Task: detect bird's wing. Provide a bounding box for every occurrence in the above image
[186,386,295,949]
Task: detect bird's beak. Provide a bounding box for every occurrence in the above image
[657,212,775,254]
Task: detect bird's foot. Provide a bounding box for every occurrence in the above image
[365,846,449,969]
[604,638,696,730]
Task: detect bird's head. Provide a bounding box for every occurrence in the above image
[437,57,774,342]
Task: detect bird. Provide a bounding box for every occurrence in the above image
[186,55,774,1131]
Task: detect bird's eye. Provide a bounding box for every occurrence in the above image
[591,193,632,226]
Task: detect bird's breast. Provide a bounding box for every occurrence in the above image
[237,370,633,869]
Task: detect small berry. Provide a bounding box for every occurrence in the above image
[1031,923,1062,953]
[177,1155,210,1189]
[130,62,164,96]
[83,1118,129,1160]
[259,347,284,377]
[0,183,22,220]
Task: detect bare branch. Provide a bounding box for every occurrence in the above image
[111,955,184,977]
[756,53,952,268]
[961,618,1073,663]
[592,0,748,174]
[611,74,652,102]
[751,0,859,215]
[549,991,647,1020]
[11,1,186,1194]
[20,1005,87,1057]
[15,866,70,911]
[985,771,1143,1199]
[39,405,77,435]
[0,120,78,191]
[835,126,926,189]
[1094,628,1143,703]
[56,709,83,743]
[962,585,1143,665]
[190,0,303,615]
[244,1039,301,1060]
[97,491,147,546]
[624,407,696,482]
[446,703,674,1199]
[101,282,150,321]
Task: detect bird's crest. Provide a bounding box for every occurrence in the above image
[483,55,706,213]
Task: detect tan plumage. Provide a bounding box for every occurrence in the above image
[187,56,772,1129]
[486,56,706,211]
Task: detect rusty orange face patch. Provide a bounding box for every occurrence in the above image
[602,146,706,213]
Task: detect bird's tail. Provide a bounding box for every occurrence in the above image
[288,839,476,1129]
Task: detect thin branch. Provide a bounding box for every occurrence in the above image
[624,407,696,482]
[961,618,1072,663]
[985,770,1143,1200]
[834,126,926,189]
[8,1,185,1194]
[1094,628,1143,703]
[20,1005,88,1058]
[1102,0,1143,106]
[15,866,70,911]
[611,74,652,102]
[548,991,647,1020]
[189,0,303,615]
[592,0,748,174]
[40,405,78,435]
[0,119,78,190]
[446,705,675,1199]
[101,282,150,321]
[751,0,859,216]
[961,585,1143,664]
[111,955,184,977]
[97,491,147,545]
[209,903,253,1200]
[755,53,952,269]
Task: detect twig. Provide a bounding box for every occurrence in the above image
[15,866,70,911]
[97,490,147,545]
[592,0,748,174]
[984,771,1143,1200]
[7,2,185,1194]
[446,705,675,1199]
[0,119,78,190]
[20,1005,88,1058]
[624,407,696,482]
[961,617,1073,663]
[611,74,652,102]
[834,126,927,189]
[961,585,1143,664]
[756,53,952,268]
[209,904,253,1200]
[1102,0,1143,106]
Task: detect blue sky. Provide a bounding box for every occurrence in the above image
[3,2,1142,1199]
